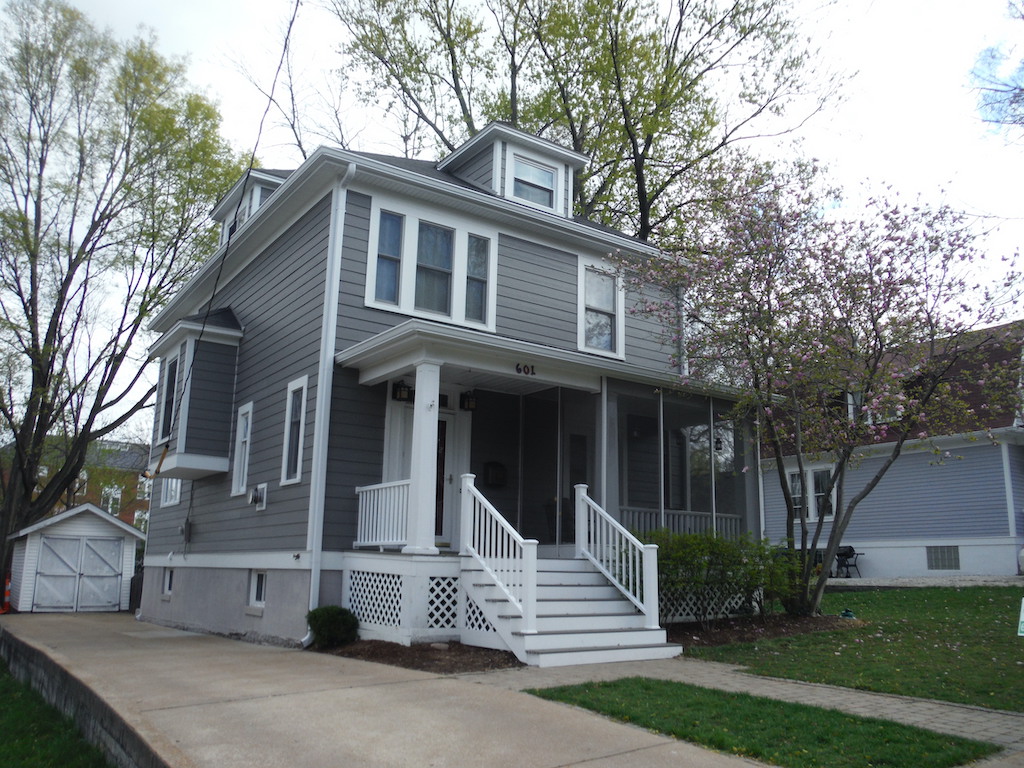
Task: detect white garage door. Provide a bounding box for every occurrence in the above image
[34,535,123,611]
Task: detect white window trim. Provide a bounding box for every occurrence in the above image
[788,465,836,521]
[232,401,254,496]
[160,477,181,507]
[363,198,498,332]
[280,376,309,485]
[503,147,565,215]
[162,567,174,595]
[101,485,122,515]
[577,257,626,360]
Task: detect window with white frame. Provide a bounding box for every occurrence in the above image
[788,467,834,520]
[163,567,174,595]
[415,222,454,314]
[137,477,151,500]
[578,260,624,357]
[232,402,254,495]
[158,354,180,442]
[101,485,122,515]
[160,477,181,506]
[512,156,556,209]
[249,570,267,606]
[281,377,308,484]
[365,203,496,329]
[374,210,403,304]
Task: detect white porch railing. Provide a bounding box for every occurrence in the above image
[575,485,660,629]
[620,507,744,540]
[354,480,409,549]
[460,474,538,634]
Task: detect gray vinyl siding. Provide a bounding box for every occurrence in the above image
[451,146,493,191]
[322,371,386,550]
[496,234,577,349]
[180,340,236,456]
[147,194,332,556]
[763,443,1011,544]
[624,283,677,373]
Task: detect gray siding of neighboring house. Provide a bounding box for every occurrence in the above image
[496,233,577,349]
[181,340,237,456]
[763,443,1011,545]
[147,194,333,556]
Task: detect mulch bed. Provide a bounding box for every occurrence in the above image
[322,612,862,674]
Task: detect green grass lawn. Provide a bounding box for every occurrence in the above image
[0,659,112,768]
[532,677,999,768]
[690,586,1024,712]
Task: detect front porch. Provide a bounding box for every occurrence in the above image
[335,319,760,665]
[343,476,679,666]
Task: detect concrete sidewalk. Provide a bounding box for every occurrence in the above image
[2,612,1023,768]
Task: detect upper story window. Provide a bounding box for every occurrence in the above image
[157,355,179,442]
[281,377,308,485]
[232,402,254,496]
[365,200,496,330]
[512,157,556,209]
[578,259,624,359]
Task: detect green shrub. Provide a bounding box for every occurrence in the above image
[643,530,796,627]
[306,605,359,649]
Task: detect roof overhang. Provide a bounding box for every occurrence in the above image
[337,319,744,401]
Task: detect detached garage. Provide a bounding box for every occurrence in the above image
[7,503,145,612]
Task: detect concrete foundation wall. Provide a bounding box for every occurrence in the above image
[837,537,1023,578]
[138,566,312,646]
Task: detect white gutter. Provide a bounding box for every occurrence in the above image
[302,163,355,647]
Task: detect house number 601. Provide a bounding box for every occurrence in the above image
[515,363,536,376]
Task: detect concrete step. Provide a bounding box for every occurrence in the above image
[526,642,683,668]
[497,611,647,632]
[517,626,667,651]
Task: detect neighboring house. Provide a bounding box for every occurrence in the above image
[139,123,761,665]
[762,327,1024,578]
[2,439,150,529]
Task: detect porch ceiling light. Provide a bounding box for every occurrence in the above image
[392,380,413,402]
[459,390,477,411]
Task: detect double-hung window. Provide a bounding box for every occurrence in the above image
[161,477,181,507]
[579,259,623,358]
[512,157,556,209]
[232,402,253,496]
[789,467,834,520]
[158,355,179,442]
[281,377,307,484]
[415,222,454,315]
[375,211,403,304]
[365,202,495,329]
[465,234,489,323]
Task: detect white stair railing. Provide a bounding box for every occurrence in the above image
[354,479,410,549]
[575,484,660,629]
[460,474,538,634]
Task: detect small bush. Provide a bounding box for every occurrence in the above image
[306,605,359,649]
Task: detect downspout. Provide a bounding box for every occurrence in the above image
[303,163,356,647]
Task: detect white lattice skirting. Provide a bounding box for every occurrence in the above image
[341,552,465,645]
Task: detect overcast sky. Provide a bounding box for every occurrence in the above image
[84,0,1024,258]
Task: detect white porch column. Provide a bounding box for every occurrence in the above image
[403,361,441,555]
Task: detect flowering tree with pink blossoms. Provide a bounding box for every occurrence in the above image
[628,159,1022,614]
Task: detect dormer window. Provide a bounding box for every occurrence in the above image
[513,157,556,208]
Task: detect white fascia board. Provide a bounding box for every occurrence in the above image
[149,319,243,358]
[336,319,744,401]
[8,503,146,541]
[438,122,589,171]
